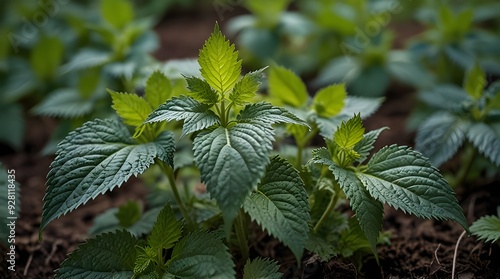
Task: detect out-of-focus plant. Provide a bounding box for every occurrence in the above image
[410,4,500,84]
[414,64,500,187]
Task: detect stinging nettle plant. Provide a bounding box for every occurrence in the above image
[40,23,469,278]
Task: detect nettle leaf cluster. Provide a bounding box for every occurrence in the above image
[415,64,500,185]
[40,23,469,278]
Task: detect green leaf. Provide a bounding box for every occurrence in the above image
[109,90,153,127]
[30,36,64,80]
[134,246,157,274]
[358,145,468,230]
[229,68,266,105]
[101,0,134,29]
[32,89,94,119]
[193,124,274,231]
[148,203,182,251]
[312,84,347,118]
[198,23,242,94]
[145,71,172,109]
[470,215,500,243]
[89,207,162,236]
[146,96,220,137]
[311,149,383,253]
[0,164,20,246]
[334,114,365,150]
[237,102,308,127]
[0,104,24,150]
[268,65,308,107]
[166,231,235,278]
[185,76,219,105]
[242,258,282,279]
[115,201,142,228]
[354,127,389,164]
[55,230,138,279]
[415,113,469,167]
[243,156,310,261]
[41,119,175,231]
[466,122,500,166]
[464,64,486,99]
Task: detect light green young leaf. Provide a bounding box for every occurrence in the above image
[30,36,64,80]
[415,112,469,167]
[237,102,308,127]
[0,164,20,246]
[243,156,310,262]
[198,23,242,94]
[193,124,274,232]
[311,149,383,253]
[242,258,282,279]
[268,65,308,108]
[470,215,500,243]
[101,0,134,29]
[334,114,365,149]
[185,76,219,105]
[466,122,500,166]
[166,231,235,278]
[229,68,266,105]
[41,119,175,231]
[134,246,157,274]
[354,127,389,164]
[32,89,94,119]
[55,230,138,279]
[145,71,172,109]
[146,96,220,137]
[115,201,142,228]
[109,90,153,127]
[464,64,486,99]
[359,145,468,231]
[312,84,347,118]
[148,203,182,251]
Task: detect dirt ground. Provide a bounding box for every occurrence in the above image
[1,5,500,279]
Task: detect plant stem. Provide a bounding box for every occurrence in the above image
[235,210,249,262]
[295,126,319,169]
[453,144,477,188]
[313,191,337,233]
[220,100,227,127]
[161,162,197,230]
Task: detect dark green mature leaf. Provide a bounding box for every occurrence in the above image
[55,230,138,279]
[33,89,94,119]
[185,76,219,105]
[148,203,182,251]
[0,164,20,246]
[41,119,175,231]
[311,149,383,253]
[146,71,172,109]
[193,124,274,231]
[415,112,469,167]
[466,123,500,166]
[166,231,235,278]
[146,96,220,137]
[237,102,308,127]
[358,145,468,230]
[470,215,500,243]
[198,24,242,94]
[354,127,389,164]
[243,156,310,261]
[242,258,282,279]
[229,68,266,105]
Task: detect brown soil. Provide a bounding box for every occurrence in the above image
[1,6,500,279]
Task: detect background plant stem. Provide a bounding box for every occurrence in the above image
[313,191,337,233]
[235,210,249,262]
[453,144,477,188]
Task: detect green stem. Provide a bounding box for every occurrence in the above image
[156,248,163,274]
[295,126,319,169]
[453,144,477,188]
[235,211,249,262]
[161,162,197,230]
[220,100,227,127]
[313,191,337,233]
